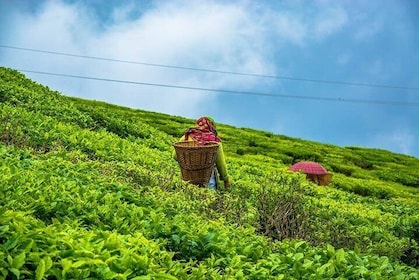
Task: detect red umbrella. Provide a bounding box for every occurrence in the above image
[289,161,328,175]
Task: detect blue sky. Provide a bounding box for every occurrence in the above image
[1,0,418,157]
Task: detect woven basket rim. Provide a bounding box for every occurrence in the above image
[173,141,220,148]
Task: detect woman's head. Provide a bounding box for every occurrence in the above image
[195,116,217,135]
[183,116,221,144]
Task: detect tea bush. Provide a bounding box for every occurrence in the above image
[1,67,418,278]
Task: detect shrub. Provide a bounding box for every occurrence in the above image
[255,174,311,241]
[236,148,245,155]
[249,140,258,147]
[329,163,354,176]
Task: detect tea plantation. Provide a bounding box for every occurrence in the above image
[0,67,418,279]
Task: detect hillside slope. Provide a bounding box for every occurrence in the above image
[0,67,418,279]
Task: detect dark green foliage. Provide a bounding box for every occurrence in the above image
[375,170,419,187]
[329,163,355,176]
[283,147,324,163]
[236,148,245,155]
[248,140,258,147]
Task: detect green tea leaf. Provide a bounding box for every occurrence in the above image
[36,259,46,280]
[12,252,25,269]
[150,273,178,280]
[293,253,304,262]
[294,240,306,250]
[131,276,151,280]
[335,248,345,264]
[326,244,335,255]
[10,268,20,279]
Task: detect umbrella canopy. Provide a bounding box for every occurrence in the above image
[289,161,328,175]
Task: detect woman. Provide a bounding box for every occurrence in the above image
[173,117,230,189]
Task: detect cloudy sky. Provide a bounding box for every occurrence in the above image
[1,0,418,157]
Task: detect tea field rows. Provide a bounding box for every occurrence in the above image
[0,67,418,279]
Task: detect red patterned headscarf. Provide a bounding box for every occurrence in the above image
[184,117,221,145]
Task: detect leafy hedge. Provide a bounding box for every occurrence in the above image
[1,66,418,278]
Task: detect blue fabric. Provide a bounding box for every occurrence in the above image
[208,169,217,190]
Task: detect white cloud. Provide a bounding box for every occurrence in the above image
[311,6,348,40]
[1,0,352,113]
[269,2,348,46]
[349,2,386,42]
[371,128,415,156]
[10,1,93,50]
[1,0,282,118]
[273,13,307,45]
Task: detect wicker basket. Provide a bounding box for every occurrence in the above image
[318,173,333,186]
[306,173,333,186]
[173,141,219,186]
